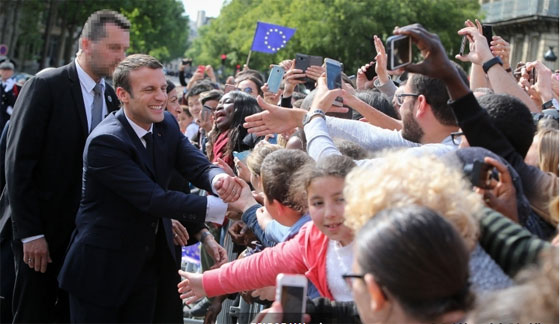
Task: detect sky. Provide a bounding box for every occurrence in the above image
[182,0,224,19]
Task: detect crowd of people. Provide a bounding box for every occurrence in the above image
[0,8,558,324]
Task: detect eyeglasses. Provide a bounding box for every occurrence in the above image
[395,93,420,106]
[203,105,216,113]
[342,273,388,299]
[237,87,253,94]
[450,131,464,146]
[342,273,365,288]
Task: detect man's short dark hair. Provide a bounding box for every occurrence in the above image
[408,74,457,126]
[81,10,130,43]
[478,94,536,158]
[186,81,214,100]
[113,54,162,96]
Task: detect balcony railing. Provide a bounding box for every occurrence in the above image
[481,0,559,23]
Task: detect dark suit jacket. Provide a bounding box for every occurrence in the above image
[58,109,224,307]
[5,62,119,257]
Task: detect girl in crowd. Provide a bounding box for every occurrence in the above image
[178,155,357,302]
[253,205,474,324]
[206,91,260,167]
[344,152,513,291]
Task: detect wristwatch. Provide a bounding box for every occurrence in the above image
[542,98,558,110]
[482,56,503,74]
[302,110,326,126]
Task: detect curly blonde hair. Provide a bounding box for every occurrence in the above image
[344,152,482,250]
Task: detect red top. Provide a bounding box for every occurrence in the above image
[202,222,334,300]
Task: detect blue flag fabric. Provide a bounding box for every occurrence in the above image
[251,21,296,54]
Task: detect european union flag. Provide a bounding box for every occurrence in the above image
[250,21,296,54]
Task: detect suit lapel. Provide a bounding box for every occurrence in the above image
[115,110,156,178]
[67,62,89,139]
[104,86,120,114]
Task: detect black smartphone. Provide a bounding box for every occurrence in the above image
[463,160,498,189]
[386,35,412,70]
[482,25,493,50]
[295,53,323,81]
[182,58,192,66]
[365,62,377,81]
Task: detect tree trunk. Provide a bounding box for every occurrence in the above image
[8,0,23,59]
[63,24,77,64]
[39,0,59,69]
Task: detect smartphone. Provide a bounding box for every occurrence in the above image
[276,274,307,323]
[364,62,377,81]
[463,160,498,190]
[530,68,537,85]
[386,35,412,70]
[295,53,323,81]
[459,35,468,56]
[482,25,493,50]
[267,65,285,93]
[233,150,250,163]
[197,65,206,74]
[325,58,344,107]
[182,58,192,66]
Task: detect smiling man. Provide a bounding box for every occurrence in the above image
[58,54,241,322]
[5,10,129,322]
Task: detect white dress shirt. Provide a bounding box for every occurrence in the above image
[75,59,108,131]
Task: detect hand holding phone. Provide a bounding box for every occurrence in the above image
[197,65,206,74]
[364,62,377,81]
[295,53,323,82]
[325,58,344,107]
[276,274,307,324]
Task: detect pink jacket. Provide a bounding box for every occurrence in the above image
[203,222,334,300]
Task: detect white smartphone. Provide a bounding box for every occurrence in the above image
[386,35,412,70]
[275,274,307,323]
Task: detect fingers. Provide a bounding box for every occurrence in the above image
[484,156,512,184]
[215,157,235,177]
[217,176,242,203]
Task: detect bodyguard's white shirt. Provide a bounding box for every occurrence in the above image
[75,59,108,131]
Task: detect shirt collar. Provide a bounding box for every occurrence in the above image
[124,110,153,140]
[75,58,105,93]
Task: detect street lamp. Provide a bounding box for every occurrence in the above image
[544,46,557,62]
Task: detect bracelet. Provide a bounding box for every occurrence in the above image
[200,230,212,243]
[482,56,503,74]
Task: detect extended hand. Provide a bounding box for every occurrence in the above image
[23,237,52,273]
[475,157,518,222]
[178,270,207,304]
[213,173,242,203]
[203,236,228,269]
[244,96,306,136]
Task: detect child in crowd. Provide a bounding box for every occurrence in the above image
[178,154,357,302]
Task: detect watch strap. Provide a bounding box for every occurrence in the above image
[482,56,503,74]
[303,110,326,126]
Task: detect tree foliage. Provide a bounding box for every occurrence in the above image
[186,0,482,75]
[0,0,189,70]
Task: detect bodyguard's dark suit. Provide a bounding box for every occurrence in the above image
[58,109,223,321]
[5,62,119,322]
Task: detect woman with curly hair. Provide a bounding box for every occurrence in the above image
[206,91,261,167]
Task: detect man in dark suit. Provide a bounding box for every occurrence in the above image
[5,10,130,322]
[58,54,241,322]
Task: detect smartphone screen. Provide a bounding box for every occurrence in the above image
[325,58,342,90]
[388,36,411,70]
[280,285,305,323]
[459,36,467,56]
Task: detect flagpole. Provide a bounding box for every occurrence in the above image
[245,50,252,69]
